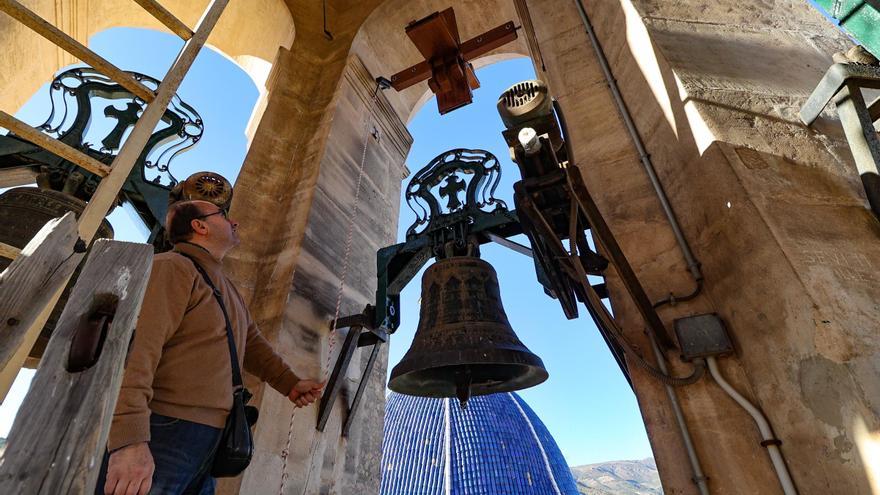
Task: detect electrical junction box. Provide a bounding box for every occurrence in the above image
[673,314,735,361]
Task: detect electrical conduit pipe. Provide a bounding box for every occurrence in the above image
[706,357,798,495]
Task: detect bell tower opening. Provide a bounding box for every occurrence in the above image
[387,56,655,471]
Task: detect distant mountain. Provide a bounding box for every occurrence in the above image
[569,458,662,495]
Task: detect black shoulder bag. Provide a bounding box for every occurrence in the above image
[183,255,258,478]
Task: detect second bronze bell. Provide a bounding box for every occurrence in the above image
[388,255,548,408]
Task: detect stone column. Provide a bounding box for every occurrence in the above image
[528,0,879,494]
[222,2,410,492]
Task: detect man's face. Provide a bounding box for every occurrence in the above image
[192,200,240,249]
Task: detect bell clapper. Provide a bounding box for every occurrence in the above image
[455,368,472,410]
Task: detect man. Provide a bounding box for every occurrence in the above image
[98,191,324,495]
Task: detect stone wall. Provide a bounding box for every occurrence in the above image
[3,0,880,493]
[525,0,880,493]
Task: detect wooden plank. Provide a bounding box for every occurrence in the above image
[0,241,20,260]
[390,60,431,91]
[77,0,229,242]
[0,166,37,188]
[0,111,111,178]
[0,212,82,373]
[0,240,153,495]
[0,0,155,103]
[131,0,193,40]
[460,22,518,61]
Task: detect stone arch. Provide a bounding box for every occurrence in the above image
[0,0,293,113]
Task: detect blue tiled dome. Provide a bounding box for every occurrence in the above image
[381,391,579,495]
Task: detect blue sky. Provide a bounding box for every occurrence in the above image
[0,27,652,467]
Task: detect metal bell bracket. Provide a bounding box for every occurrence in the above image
[316,305,388,436]
[800,62,880,221]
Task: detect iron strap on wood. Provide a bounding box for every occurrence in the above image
[0,213,83,373]
[0,239,153,495]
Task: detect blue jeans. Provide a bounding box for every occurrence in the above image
[96,413,223,495]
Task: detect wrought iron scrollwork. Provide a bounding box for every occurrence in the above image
[0,66,205,248]
[37,67,203,186]
[405,148,508,240]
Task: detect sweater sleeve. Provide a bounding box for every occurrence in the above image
[242,313,300,396]
[108,257,194,451]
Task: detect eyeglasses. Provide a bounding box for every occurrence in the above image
[194,208,229,221]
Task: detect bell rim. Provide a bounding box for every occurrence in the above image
[388,363,549,398]
[388,348,548,398]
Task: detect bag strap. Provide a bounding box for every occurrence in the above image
[179,253,243,389]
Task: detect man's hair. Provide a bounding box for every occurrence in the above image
[166,201,204,244]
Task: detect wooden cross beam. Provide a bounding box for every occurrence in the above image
[388,8,518,114]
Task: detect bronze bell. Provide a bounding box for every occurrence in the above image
[0,187,114,363]
[388,255,548,408]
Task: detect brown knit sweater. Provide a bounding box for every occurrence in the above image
[108,242,299,451]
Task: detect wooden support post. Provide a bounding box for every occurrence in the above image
[0,213,82,380]
[77,0,229,242]
[0,111,112,178]
[0,0,155,102]
[131,0,193,40]
[0,239,152,495]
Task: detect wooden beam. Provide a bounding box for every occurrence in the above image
[0,213,83,398]
[0,240,153,495]
[389,21,517,92]
[77,0,229,242]
[131,0,193,40]
[0,166,36,188]
[0,0,155,103]
[459,22,518,61]
[0,241,21,260]
[0,111,111,177]
[390,61,431,91]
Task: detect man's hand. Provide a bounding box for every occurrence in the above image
[288,379,325,408]
[104,442,154,495]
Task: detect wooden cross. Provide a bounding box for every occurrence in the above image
[388,8,518,115]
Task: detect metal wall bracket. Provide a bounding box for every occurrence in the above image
[801,62,880,221]
[316,305,387,435]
